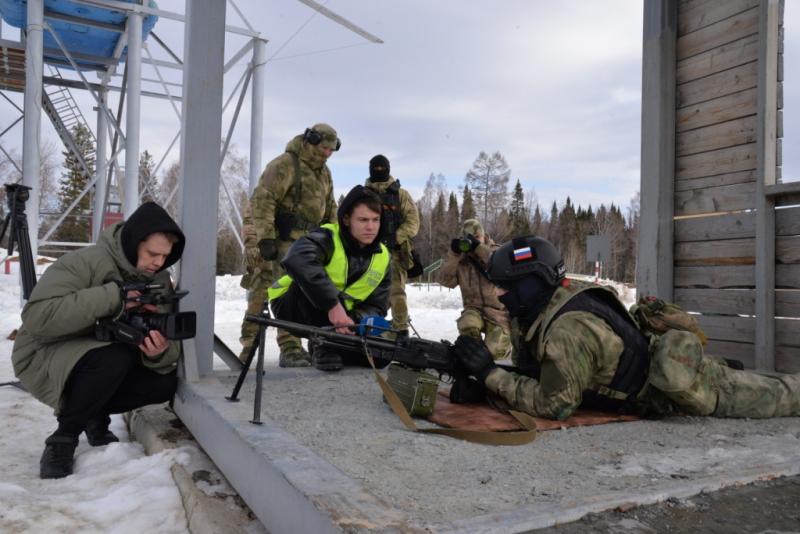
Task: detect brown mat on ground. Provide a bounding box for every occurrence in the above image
[428,391,639,432]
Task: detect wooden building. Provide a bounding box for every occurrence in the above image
[639,0,800,372]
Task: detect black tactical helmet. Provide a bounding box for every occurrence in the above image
[487,236,566,288]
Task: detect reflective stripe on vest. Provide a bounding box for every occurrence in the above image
[267,223,389,310]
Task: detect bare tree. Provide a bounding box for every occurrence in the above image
[464,151,510,233]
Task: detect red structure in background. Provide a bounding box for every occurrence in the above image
[90,202,123,232]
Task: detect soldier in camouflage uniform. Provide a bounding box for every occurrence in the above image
[453,235,800,420]
[439,219,512,361]
[239,124,339,366]
[363,155,419,339]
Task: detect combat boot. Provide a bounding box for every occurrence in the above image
[278,347,311,368]
[395,329,409,342]
[40,432,79,479]
[312,346,343,372]
[85,416,119,447]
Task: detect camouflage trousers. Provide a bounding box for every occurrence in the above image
[457,308,512,361]
[238,240,301,362]
[647,330,800,418]
[389,257,409,331]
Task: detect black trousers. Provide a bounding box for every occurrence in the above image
[271,286,378,367]
[57,343,177,436]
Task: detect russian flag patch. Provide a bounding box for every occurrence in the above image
[513,246,533,261]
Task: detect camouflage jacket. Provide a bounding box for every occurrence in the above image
[364,176,419,269]
[246,135,337,245]
[485,280,640,420]
[439,240,510,330]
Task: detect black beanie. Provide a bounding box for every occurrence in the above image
[120,202,186,271]
[369,154,390,182]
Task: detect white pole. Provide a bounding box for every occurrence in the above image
[124,12,143,218]
[248,38,266,195]
[22,0,43,262]
[93,90,109,241]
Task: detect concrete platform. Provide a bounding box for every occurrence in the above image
[167,364,800,533]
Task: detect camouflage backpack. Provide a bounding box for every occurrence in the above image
[629,296,708,346]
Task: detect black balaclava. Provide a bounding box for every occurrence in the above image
[368,154,390,182]
[498,275,557,323]
[120,202,186,271]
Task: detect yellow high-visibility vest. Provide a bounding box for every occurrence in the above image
[268,223,389,310]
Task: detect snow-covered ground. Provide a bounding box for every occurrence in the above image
[0,263,635,532]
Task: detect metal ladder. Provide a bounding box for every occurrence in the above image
[41,67,96,183]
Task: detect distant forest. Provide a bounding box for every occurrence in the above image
[0,139,640,282]
[410,151,640,283]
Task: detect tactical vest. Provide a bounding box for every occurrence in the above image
[378,181,403,247]
[267,223,390,311]
[522,281,651,411]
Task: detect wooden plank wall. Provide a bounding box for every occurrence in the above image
[673,0,799,372]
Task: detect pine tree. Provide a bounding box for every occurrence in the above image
[55,124,95,243]
[547,201,559,244]
[446,192,460,238]
[508,179,530,237]
[138,150,158,202]
[461,184,476,222]
[532,204,544,236]
[431,192,447,262]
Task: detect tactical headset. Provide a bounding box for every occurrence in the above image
[303,128,341,151]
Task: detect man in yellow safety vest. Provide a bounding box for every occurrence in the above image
[268,185,391,371]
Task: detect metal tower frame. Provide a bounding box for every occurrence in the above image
[0,0,267,257]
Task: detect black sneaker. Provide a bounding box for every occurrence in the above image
[40,433,78,479]
[85,417,119,447]
[312,347,343,372]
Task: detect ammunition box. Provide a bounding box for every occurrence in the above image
[384,363,439,417]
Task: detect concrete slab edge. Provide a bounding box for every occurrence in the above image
[172,376,415,533]
[430,460,800,532]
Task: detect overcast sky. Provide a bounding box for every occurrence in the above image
[1,1,799,213]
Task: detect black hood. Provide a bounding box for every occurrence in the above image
[336,185,383,256]
[121,202,186,271]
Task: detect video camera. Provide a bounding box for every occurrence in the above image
[95,282,196,345]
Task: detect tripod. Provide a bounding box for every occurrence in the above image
[0,184,37,299]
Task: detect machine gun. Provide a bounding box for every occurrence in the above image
[0,183,36,299]
[95,282,196,345]
[226,311,486,424]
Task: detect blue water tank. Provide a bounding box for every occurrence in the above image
[0,0,158,69]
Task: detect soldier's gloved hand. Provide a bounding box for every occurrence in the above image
[454,335,496,383]
[258,239,278,261]
[244,246,261,270]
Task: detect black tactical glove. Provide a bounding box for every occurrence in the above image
[258,239,278,261]
[454,335,496,383]
[450,234,480,254]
